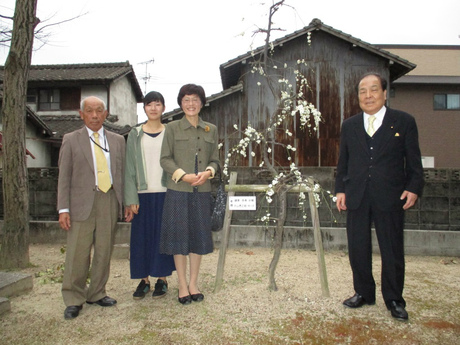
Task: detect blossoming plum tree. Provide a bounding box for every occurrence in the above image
[222,1,331,293]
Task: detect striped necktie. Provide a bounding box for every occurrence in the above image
[367,115,376,136]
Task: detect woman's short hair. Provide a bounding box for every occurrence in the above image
[177,84,206,108]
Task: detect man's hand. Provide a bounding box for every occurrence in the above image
[59,212,71,231]
[336,193,347,212]
[401,190,418,210]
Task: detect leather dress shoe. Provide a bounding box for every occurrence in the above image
[388,301,408,321]
[86,296,117,307]
[191,293,204,302]
[343,293,375,308]
[178,294,192,305]
[64,305,82,320]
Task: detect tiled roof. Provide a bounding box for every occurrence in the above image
[220,18,416,89]
[0,62,143,101]
[40,115,131,139]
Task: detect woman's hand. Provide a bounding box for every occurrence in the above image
[125,204,139,222]
[182,170,212,186]
[192,170,212,186]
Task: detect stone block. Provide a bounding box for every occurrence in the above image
[0,272,33,298]
[112,243,129,260]
[420,197,449,210]
[234,226,267,247]
[297,228,315,249]
[420,210,449,225]
[282,228,300,249]
[422,182,449,197]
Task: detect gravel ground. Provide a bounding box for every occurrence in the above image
[1,244,459,344]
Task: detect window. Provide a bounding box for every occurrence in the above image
[434,94,460,110]
[39,89,60,110]
[27,89,37,103]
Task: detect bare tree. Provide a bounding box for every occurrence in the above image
[0,0,38,269]
[2,8,87,51]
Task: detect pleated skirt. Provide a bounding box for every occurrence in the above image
[130,192,176,279]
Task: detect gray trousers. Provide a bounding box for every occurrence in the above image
[62,189,118,306]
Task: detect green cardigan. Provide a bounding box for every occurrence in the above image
[160,116,219,192]
[124,124,167,206]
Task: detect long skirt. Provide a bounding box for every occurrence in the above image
[130,192,176,279]
[160,189,214,255]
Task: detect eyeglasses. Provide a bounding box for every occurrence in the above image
[182,98,201,104]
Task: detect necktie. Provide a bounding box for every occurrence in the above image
[367,115,376,136]
[93,132,111,192]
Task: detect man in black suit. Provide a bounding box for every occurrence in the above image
[335,72,424,321]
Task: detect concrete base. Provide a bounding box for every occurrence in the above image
[112,243,130,260]
[212,226,460,257]
[0,272,33,299]
[0,272,33,317]
[17,221,460,257]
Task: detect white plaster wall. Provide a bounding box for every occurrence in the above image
[25,123,51,167]
[81,86,108,106]
[109,77,139,126]
[0,123,50,168]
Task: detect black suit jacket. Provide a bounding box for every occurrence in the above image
[335,107,424,211]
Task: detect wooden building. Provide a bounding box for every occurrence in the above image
[163,19,415,167]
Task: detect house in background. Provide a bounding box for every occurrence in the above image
[377,45,460,168]
[0,61,143,167]
[0,96,54,168]
[164,18,415,168]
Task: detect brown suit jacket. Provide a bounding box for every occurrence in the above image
[57,126,125,221]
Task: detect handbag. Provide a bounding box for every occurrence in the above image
[211,167,227,232]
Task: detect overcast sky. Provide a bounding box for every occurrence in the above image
[1,0,459,122]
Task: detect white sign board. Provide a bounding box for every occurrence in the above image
[229,196,257,210]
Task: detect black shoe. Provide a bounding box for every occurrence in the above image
[343,293,375,308]
[388,301,409,321]
[152,279,168,299]
[178,294,192,305]
[64,305,82,320]
[133,280,150,300]
[86,296,117,307]
[191,293,204,302]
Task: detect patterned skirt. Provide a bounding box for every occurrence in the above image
[160,189,214,255]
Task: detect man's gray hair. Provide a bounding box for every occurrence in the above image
[80,96,107,111]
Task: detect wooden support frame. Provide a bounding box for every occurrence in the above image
[214,172,329,297]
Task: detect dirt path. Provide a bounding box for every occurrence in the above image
[1,244,459,344]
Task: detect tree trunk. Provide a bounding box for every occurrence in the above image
[0,0,38,269]
[268,185,288,291]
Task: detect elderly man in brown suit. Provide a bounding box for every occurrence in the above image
[57,96,125,320]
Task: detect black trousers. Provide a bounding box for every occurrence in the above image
[346,188,406,307]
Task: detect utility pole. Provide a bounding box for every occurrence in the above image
[138,58,155,94]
